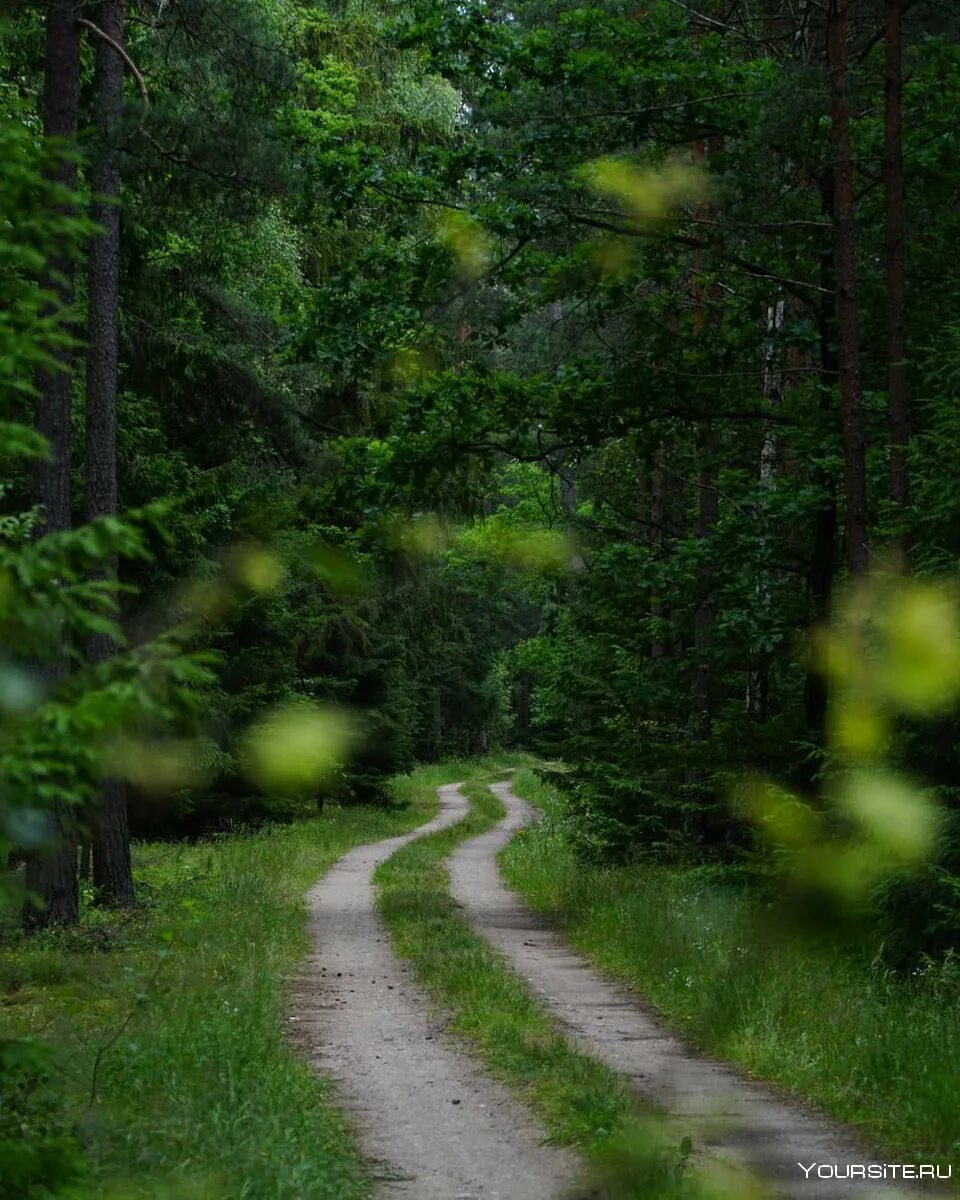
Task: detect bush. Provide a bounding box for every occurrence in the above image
[0,1039,83,1200]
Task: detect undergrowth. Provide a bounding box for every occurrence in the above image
[503,768,960,1172]
[1,794,436,1200]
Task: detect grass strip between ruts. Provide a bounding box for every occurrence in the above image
[375,760,761,1200]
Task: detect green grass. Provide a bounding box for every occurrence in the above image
[1,792,436,1200]
[375,758,758,1200]
[502,768,960,1171]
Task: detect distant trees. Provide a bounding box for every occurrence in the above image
[7,0,960,915]
[391,0,957,856]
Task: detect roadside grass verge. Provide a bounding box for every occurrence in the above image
[1,791,437,1200]
[502,768,960,1169]
[375,758,760,1200]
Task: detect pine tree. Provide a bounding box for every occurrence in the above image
[885,0,910,521]
[827,0,869,575]
[85,0,135,907]
[24,0,83,930]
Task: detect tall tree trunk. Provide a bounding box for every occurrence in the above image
[689,119,722,740]
[86,0,134,907]
[692,431,719,739]
[34,3,79,541]
[885,0,910,521]
[649,452,668,660]
[432,677,443,761]
[804,184,841,765]
[827,0,869,576]
[746,298,786,721]
[24,0,83,931]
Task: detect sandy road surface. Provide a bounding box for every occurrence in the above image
[290,783,581,1199]
[447,780,924,1200]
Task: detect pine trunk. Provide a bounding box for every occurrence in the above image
[827,0,869,576]
[692,433,719,739]
[86,0,134,907]
[650,454,668,660]
[22,804,78,931]
[746,298,785,721]
[804,188,841,757]
[885,0,910,518]
[93,782,133,904]
[689,119,721,737]
[24,0,82,930]
[34,2,78,539]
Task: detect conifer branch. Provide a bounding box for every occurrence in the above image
[78,17,150,111]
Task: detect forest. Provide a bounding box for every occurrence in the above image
[3,1,960,1198]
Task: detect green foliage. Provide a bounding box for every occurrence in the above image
[0,120,93,402]
[0,117,212,905]
[1,801,436,1198]
[0,1039,83,1200]
[503,769,960,1166]
[6,0,960,1183]
[374,0,960,910]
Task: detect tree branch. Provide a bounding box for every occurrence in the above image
[538,90,758,121]
[853,0,925,64]
[560,209,828,299]
[78,17,150,110]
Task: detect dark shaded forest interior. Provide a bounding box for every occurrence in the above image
[4,2,960,1197]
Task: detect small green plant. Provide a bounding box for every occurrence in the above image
[0,1039,84,1200]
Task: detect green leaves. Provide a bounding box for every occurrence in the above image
[0,422,48,461]
[0,1038,84,1200]
[243,701,354,795]
[0,122,93,404]
[585,156,706,226]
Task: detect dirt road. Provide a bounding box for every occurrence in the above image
[291,783,580,1199]
[293,779,926,1199]
[447,780,918,1200]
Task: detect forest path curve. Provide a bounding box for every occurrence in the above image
[448,780,921,1200]
[290,783,579,1200]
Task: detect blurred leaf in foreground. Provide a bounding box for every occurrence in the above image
[243,702,353,794]
[585,156,706,224]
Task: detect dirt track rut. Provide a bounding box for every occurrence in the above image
[447,780,920,1200]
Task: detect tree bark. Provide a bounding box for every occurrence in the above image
[885,0,910,519]
[86,0,134,908]
[804,184,841,760]
[827,0,870,576]
[24,0,83,931]
[746,298,785,722]
[22,803,78,932]
[689,117,722,737]
[34,1,79,541]
[692,431,719,739]
[650,453,668,660]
